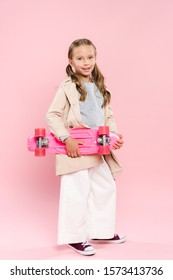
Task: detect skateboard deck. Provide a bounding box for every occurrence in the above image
[27,126,119,156]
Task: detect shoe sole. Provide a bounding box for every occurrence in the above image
[68,245,96,256]
[91,236,126,244]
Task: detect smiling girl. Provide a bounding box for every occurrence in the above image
[46,38,126,256]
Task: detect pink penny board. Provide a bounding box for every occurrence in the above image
[27,126,119,156]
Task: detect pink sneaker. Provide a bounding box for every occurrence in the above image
[68,241,96,256]
[91,234,126,244]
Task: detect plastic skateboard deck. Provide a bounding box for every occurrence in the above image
[27,126,119,156]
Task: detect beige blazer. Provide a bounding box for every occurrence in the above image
[46,77,122,177]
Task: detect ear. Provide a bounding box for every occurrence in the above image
[69,59,75,73]
[69,59,73,67]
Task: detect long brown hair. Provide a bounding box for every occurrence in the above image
[66,38,111,107]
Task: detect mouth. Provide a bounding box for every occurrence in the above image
[82,67,91,71]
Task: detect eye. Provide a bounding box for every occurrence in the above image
[89,56,94,59]
[77,57,82,60]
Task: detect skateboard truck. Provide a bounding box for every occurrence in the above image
[36,137,49,148]
[97,135,110,146]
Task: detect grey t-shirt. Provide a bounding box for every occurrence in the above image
[79,82,104,128]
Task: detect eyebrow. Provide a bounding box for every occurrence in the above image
[76,54,94,58]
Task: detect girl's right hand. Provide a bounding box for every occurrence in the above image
[64,137,83,158]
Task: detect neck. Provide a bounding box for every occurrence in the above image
[78,75,93,83]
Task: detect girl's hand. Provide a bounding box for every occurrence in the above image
[112,134,124,150]
[64,137,83,157]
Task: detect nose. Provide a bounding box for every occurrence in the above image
[83,58,89,65]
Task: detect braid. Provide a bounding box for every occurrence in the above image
[66,64,87,101]
[92,64,111,107]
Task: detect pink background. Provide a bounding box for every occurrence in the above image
[0,0,173,260]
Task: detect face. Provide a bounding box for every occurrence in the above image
[69,45,96,81]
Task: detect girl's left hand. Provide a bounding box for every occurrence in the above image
[112,134,124,150]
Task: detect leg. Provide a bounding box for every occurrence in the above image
[57,169,91,245]
[87,161,116,239]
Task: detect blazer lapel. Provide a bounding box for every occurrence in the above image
[63,79,89,127]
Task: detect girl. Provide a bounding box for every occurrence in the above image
[46,38,126,256]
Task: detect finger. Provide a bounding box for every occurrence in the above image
[112,146,119,150]
[114,141,122,146]
[113,144,121,149]
[118,134,123,138]
[67,150,74,157]
[73,151,79,158]
[76,149,81,157]
[68,151,79,158]
[71,151,77,158]
[116,140,123,146]
[78,141,84,145]
[117,136,123,143]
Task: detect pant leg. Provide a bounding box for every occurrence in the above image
[57,162,116,244]
[87,161,116,239]
[57,169,91,244]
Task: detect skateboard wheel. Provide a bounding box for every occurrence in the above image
[98,126,109,135]
[35,148,46,157]
[98,145,110,155]
[35,128,46,138]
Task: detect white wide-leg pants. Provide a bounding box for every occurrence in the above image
[57,161,116,244]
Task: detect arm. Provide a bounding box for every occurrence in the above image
[105,103,124,150]
[46,85,70,140]
[105,103,118,133]
[46,85,83,157]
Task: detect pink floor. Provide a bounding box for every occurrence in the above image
[1,236,173,260]
[1,177,173,260]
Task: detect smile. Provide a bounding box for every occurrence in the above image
[82,68,91,71]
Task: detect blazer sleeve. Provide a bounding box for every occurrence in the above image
[104,103,123,178]
[46,85,70,140]
[104,103,119,134]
